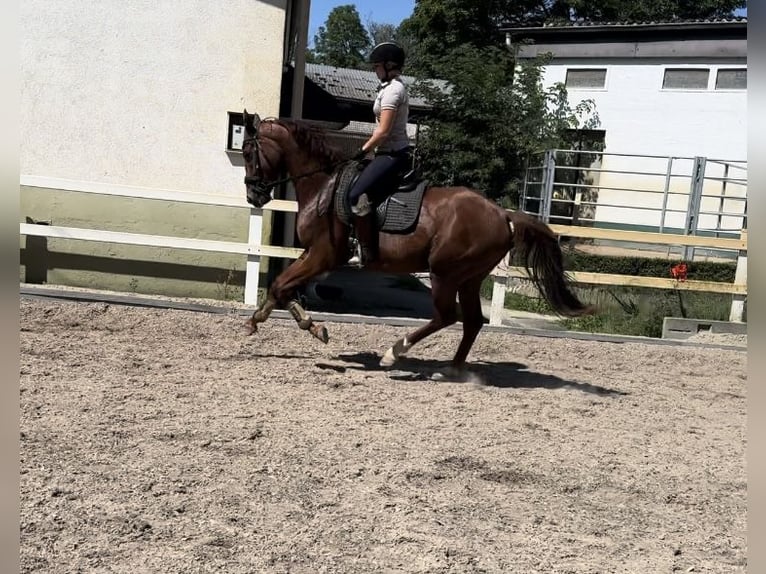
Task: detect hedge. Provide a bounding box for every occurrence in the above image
[560,252,736,283]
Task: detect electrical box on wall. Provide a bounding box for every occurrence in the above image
[227,112,245,152]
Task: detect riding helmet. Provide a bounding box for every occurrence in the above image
[368,42,406,67]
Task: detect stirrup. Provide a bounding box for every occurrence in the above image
[348,242,371,268]
[348,242,364,268]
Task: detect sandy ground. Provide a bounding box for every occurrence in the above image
[20,298,746,573]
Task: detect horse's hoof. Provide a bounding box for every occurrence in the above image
[310,324,329,344]
[379,352,396,369]
[245,319,258,336]
[380,337,411,368]
[431,367,466,382]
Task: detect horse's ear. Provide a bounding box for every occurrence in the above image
[243,109,261,136]
[243,109,253,135]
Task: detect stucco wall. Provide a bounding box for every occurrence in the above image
[21,0,287,196]
[20,0,289,299]
[21,187,251,300]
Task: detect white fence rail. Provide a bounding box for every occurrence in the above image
[490,224,747,325]
[19,176,302,305]
[20,176,746,326]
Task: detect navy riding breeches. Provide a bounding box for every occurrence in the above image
[349,148,412,206]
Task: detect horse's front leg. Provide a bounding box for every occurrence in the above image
[244,252,311,336]
[245,250,334,343]
[244,297,277,336]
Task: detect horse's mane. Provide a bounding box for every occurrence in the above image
[274,119,345,165]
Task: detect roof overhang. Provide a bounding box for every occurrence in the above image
[501,20,747,38]
[502,20,747,59]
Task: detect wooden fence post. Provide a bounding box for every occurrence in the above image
[729,228,747,322]
[490,274,507,326]
[244,209,263,306]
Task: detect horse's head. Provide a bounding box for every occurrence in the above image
[242,109,284,208]
[242,111,344,208]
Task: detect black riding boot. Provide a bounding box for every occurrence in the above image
[350,212,377,267]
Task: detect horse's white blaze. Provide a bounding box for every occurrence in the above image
[380,337,412,368]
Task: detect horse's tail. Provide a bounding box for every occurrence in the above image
[506,211,595,317]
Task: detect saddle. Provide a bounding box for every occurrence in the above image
[332,161,429,234]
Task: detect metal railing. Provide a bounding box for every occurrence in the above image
[520,150,747,260]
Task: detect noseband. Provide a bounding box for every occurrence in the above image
[242,136,262,188]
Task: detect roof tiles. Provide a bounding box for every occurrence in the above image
[305,63,441,108]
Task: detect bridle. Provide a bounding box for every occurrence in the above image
[242,114,351,208]
[242,113,277,208]
[242,143,274,208]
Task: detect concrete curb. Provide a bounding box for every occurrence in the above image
[19,284,746,352]
[662,316,747,340]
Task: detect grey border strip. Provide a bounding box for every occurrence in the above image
[19,285,746,353]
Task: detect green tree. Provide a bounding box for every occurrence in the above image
[365,21,418,68]
[414,46,597,206]
[312,5,370,68]
[304,49,318,64]
[399,0,543,75]
[367,22,398,46]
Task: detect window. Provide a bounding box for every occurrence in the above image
[662,68,709,90]
[227,111,245,152]
[565,69,607,89]
[715,69,747,90]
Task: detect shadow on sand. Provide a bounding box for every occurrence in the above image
[320,352,627,396]
[300,270,435,320]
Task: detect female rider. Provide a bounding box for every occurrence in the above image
[348,41,411,267]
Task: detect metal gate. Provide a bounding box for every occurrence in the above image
[520,150,747,260]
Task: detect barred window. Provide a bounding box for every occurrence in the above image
[662,68,709,90]
[565,69,607,89]
[715,69,747,90]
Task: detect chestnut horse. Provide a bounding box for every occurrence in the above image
[241,111,592,376]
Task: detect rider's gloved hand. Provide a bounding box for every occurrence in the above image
[352,148,368,161]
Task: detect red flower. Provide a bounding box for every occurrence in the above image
[670,263,688,282]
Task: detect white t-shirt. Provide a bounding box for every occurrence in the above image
[372,77,410,153]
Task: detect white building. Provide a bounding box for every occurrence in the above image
[20,0,312,298]
[502,19,747,233]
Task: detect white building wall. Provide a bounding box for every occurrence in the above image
[544,59,747,159]
[542,59,747,230]
[21,0,287,196]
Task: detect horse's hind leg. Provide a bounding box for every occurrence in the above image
[452,277,485,369]
[380,274,458,368]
